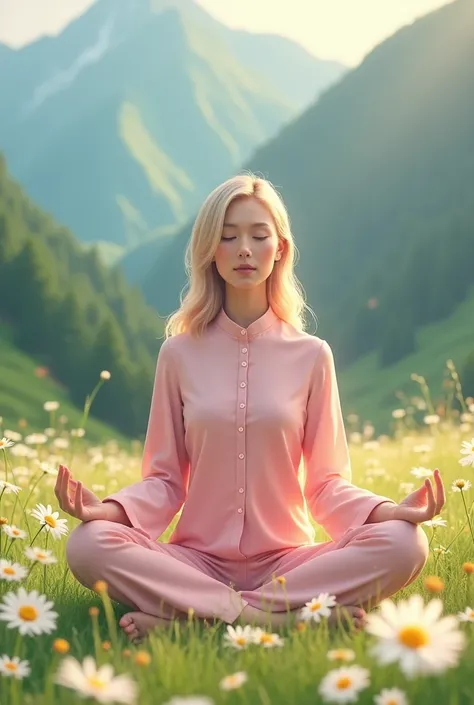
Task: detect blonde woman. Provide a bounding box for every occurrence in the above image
[58,174,444,644]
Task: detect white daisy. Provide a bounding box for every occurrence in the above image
[223,624,254,649]
[451,478,472,492]
[299,593,337,622]
[24,546,57,565]
[43,401,60,412]
[374,687,408,705]
[0,480,22,495]
[327,649,355,663]
[457,607,474,623]
[365,594,466,678]
[0,560,28,582]
[219,671,248,690]
[422,517,447,528]
[0,437,15,450]
[2,525,27,540]
[424,414,440,425]
[54,655,137,704]
[432,545,450,555]
[24,434,48,445]
[30,503,69,540]
[0,654,31,679]
[459,439,474,467]
[318,665,370,703]
[0,587,58,636]
[410,467,433,478]
[251,628,284,647]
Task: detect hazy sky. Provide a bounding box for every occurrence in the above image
[0,0,453,66]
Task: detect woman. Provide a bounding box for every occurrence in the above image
[57,174,444,645]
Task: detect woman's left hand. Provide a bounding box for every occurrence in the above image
[391,468,446,524]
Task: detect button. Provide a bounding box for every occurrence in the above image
[242,347,247,353]
[241,361,247,367]
[240,403,245,409]
[238,453,245,459]
[238,508,243,513]
[238,427,244,432]
[240,330,246,335]
[240,382,246,388]
[239,487,244,493]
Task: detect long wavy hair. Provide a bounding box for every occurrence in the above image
[165,172,314,338]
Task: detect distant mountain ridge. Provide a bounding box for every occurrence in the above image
[0,0,345,258]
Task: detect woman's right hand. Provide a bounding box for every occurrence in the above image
[54,464,109,523]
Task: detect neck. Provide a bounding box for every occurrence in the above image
[223,286,270,328]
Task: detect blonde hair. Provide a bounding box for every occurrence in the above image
[165,172,314,338]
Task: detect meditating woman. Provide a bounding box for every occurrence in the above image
[56,174,444,644]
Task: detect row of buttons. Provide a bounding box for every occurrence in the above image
[236,335,249,515]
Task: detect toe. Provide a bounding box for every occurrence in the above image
[119,614,133,627]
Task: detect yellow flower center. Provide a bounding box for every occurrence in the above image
[3,567,15,575]
[260,633,274,644]
[236,637,246,646]
[398,625,429,649]
[310,602,322,611]
[456,480,465,488]
[12,529,20,536]
[87,677,106,690]
[386,701,398,705]
[18,605,38,622]
[469,610,474,619]
[44,515,56,528]
[336,677,352,690]
[37,552,46,559]
[5,662,17,671]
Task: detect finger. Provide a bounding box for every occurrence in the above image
[60,467,75,514]
[433,469,446,514]
[74,481,83,520]
[54,465,63,501]
[56,466,67,510]
[424,479,437,519]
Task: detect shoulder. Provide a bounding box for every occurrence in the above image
[281,320,332,361]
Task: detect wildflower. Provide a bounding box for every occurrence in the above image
[392,409,406,419]
[252,628,284,647]
[134,651,151,666]
[100,371,111,381]
[411,467,433,478]
[0,517,8,526]
[459,438,474,467]
[0,481,21,496]
[365,594,465,678]
[422,517,447,528]
[54,655,137,704]
[276,575,286,585]
[0,587,58,636]
[24,547,57,565]
[326,649,355,663]
[24,434,48,445]
[299,593,337,623]
[223,624,254,649]
[0,437,15,450]
[463,562,474,574]
[3,430,22,442]
[89,606,99,617]
[43,401,60,412]
[424,414,440,425]
[0,560,28,582]
[0,655,31,679]
[30,503,69,540]
[2,525,27,540]
[432,545,450,555]
[219,671,248,690]
[423,576,444,593]
[318,665,370,703]
[102,641,112,651]
[452,479,472,492]
[53,638,70,654]
[93,580,108,594]
[374,687,408,705]
[457,607,474,623]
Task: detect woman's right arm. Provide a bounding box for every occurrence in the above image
[102,337,190,540]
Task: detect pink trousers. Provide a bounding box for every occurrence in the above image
[66,519,429,624]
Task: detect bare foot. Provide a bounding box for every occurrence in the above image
[327,605,367,631]
[119,612,171,644]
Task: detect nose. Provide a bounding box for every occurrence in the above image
[238,239,252,258]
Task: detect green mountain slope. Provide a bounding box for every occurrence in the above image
[0,0,345,256]
[141,0,474,367]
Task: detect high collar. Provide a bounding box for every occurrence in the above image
[215,306,279,340]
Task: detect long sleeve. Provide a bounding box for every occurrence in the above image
[102,338,190,541]
[302,340,395,541]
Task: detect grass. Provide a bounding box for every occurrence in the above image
[1,387,474,703]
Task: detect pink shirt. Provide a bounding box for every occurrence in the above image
[103,307,393,559]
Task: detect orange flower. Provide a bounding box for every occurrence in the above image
[424,575,445,593]
[295,622,306,632]
[122,649,131,658]
[102,641,112,651]
[52,638,70,654]
[88,606,99,617]
[276,576,286,585]
[0,517,8,526]
[134,651,151,666]
[463,562,474,575]
[93,580,108,594]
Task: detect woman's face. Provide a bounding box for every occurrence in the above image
[213,196,284,290]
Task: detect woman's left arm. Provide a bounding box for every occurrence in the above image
[302,339,396,541]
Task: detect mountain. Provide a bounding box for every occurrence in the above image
[0,153,164,438]
[0,0,345,260]
[141,0,474,366]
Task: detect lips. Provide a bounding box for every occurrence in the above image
[234,266,256,271]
